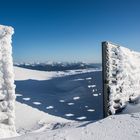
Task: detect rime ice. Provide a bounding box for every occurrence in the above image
[105,42,140,114]
[0,25,16,138]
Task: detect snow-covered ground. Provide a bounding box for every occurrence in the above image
[14,66,101,80]
[14,66,103,122]
[9,113,140,140]
[15,101,70,135]
[3,66,140,140]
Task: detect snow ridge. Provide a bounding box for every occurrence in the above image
[0,25,17,138]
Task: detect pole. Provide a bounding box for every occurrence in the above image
[102,41,109,118]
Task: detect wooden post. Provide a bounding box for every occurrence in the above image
[102,41,109,118]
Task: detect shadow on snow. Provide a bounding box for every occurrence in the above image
[15,71,103,121]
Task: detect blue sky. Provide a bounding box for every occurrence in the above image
[0,0,140,63]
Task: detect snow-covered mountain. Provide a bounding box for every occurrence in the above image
[14,62,101,71]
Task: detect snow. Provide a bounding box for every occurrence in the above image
[0,25,17,138]
[14,66,103,122]
[3,66,140,140]
[1,41,139,140]
[14,66,100,81]
[7,112,140,140]
[67,102,75,106]
[88,85,96,88]
[105,42,140,114]
[122,103,140,114]
[46,106,54,109]
[65,114,74,117]
[14,102,69,135]
[33,102,42,105]
[22,98,30,101]
[59,100,65,103]
[86,77,92,80]
[73,96,80,100]
[73,78,84,81]
[14,66,58,81]
[76,116,87,120]
[87,109,95,112]
[15,94,22,97]
[93,94,98,97]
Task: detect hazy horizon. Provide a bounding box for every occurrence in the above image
[14,60,102,64]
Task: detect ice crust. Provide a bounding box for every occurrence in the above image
[106,42,140,114]
[0,25,17,138]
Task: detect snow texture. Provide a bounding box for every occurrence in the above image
[4,66,140,140]
[14,66,101,81]
[105,42,140,114]
[0,25,17,138]
[6,103,140,140]
[14,66,103,122]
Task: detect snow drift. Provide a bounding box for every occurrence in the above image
[103,42,140,115]
[0,25,16,138]
[4,66,140,140]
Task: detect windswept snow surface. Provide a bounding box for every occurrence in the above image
[6,107,140,140]
[0,25,17,138]
[14,66,101,81]
[14,66,103,121]
[104,42,140,114]
[4,66,140,140]
[15,102,70,135]
[14,66,57,81]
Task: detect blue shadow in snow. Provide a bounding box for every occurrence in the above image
[15,71,103,121]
